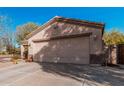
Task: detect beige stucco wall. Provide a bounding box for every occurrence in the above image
[33,36,90,64]
[27,22,103,57]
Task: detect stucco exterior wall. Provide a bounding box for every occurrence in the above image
[28,22,103,56]
[33,36,90,64]
[21,45,24,59]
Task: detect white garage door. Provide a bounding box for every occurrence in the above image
[33,36,90,64]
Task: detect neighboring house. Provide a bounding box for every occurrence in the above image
[21,16,105,64]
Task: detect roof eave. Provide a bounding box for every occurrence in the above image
[25,16,105,40]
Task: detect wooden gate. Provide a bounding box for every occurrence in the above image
[118,44,124,64]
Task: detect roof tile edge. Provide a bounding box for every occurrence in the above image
[24,16,105,40]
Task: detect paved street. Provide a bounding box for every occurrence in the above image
[0,56,124,86]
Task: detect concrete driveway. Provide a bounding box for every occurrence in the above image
[0,61,124,86]
[0,62,82,86]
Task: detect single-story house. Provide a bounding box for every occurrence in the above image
[21,16,105,64]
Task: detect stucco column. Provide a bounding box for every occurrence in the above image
[21,45,24,59]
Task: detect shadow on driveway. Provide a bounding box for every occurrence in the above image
[37,62,124,86]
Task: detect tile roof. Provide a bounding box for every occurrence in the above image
[25,16,105,40]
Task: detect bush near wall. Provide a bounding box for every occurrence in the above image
[103,30,124,45]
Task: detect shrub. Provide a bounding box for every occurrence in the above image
[11,54,21,64]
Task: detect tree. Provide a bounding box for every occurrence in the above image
[0,15,14,54]
[103,29,124,45]
[2,32,16,54]
[16,22,39,45]
[0,16,12,34]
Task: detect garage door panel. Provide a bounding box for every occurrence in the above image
[34,36,90,64]
[55,37,89,58]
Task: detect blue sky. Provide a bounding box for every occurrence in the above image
[0,7,124,32]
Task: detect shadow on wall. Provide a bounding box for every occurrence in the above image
[33,37,90,63]
[37,62,124,86]
[33,22,90,64]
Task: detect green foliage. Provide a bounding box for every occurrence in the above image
[11,54,21,64]
[0,51,8,55]
[12,54,20,60]
[103,29,124,45]
[16,22,39,45]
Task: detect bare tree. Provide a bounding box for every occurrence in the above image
[0,15,14,54]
